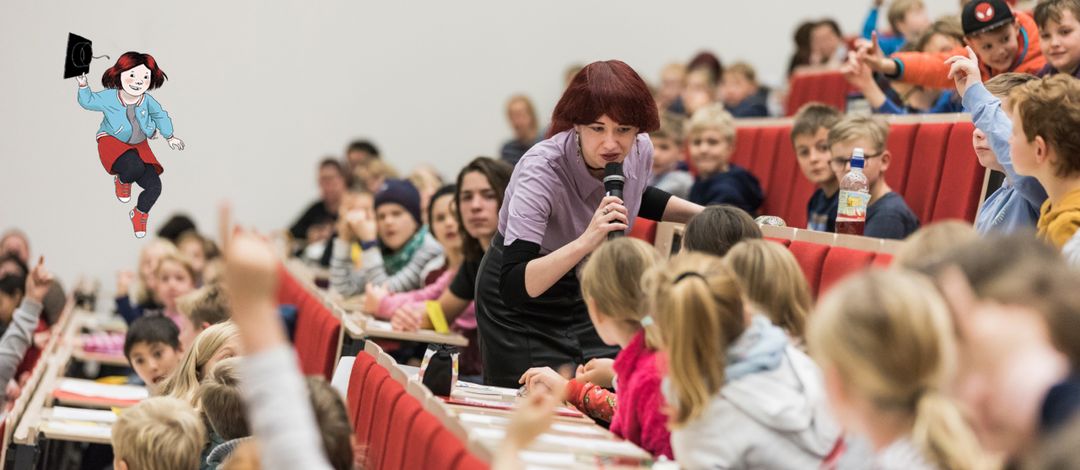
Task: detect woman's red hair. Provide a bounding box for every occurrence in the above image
[548,60,659,138]
[101,52,168,91]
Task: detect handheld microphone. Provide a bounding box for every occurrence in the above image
[603,163,626,240]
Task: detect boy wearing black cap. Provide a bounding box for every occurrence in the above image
[329,179,444,297]
[860,0,1046,88]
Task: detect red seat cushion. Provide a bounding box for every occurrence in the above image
[872,252,894,267]
[749,127,786,196]
[786,72,851,116]
[628,218,658,244]
[731,127,762,169]
[355,367,390,445]
[425,428,468,470]
[902,123,953,223]
[819,247,876,295]
[884,123,919,193]
[347,354,378,426]
[765,237,792,247]
[366,382,406,470]
[787,241,831,297]
[383,394,425,470]
[932,122,984,222]
[403,412,444,470]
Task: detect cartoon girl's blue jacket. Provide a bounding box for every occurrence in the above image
[77,86,174,142]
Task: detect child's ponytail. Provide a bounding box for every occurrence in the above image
[912,389,984,470]
[645,253,746,427]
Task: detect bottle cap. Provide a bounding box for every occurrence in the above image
[851,147,865,169]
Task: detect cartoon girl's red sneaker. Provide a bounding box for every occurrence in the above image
[115,176,131,203]
[129,209,149,239]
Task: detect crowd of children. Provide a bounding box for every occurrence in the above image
[8,0,1080,468]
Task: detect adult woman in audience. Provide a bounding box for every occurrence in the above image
[501,95,542,165]
[388,157,514,379]
[473,60,704,387]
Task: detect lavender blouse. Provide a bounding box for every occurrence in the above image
[498,129,654,253]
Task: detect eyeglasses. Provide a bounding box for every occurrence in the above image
[829,151,884,171]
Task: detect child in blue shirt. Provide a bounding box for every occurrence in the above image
[947,48,1048,234]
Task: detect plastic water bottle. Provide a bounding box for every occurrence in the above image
[836,148,870,235]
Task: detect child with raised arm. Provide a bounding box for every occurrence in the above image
[224,232,333,470]
[946,47,1047,234]
[861,0,1045,89]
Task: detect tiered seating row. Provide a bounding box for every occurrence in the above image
[728,114,986,230]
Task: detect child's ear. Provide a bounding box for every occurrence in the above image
[880,150,891,171]
[114,458,129,470]
[200,321,211,331]
[1035,136,1048,163]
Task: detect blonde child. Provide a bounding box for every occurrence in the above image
[828,115,920,239]
[160,321,241,405]
[176,282,230,350]
[719,62,770,118]
[648,118,692,200]
[644,253,839,468]
[519,238,672,458]
[1005,75,1080,250]
[198,358,251,468]
[893,221,979,270]
[686,104,763,214]
[154,252,198,347]
[724,239,812,341]
[116,238,176,324]
[112,396,206,470]
[809,269,986,469]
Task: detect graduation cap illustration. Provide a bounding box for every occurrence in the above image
[64,33,109,79]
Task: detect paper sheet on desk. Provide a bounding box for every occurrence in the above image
[470,427,642,454]
[58,379,148,401]
[459,413,607,436]
[52,406,117,423]
[42,421,112,440]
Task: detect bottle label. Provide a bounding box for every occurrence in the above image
[836,190,870,222]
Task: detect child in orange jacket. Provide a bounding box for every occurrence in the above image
[861,0,1045,89]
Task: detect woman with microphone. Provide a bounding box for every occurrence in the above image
[475,60,703,387]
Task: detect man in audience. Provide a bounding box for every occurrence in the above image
[344,139,380,177]
[719,62,770,118]
[1005,74,1080,249]
[289,159,348,248]
[1035,0,1080,77]
[861,0,1045,88]
[791,103,843,232]
[828,114,920,239]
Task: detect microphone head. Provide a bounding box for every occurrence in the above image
[604,162,624,178]
[603,162,625,187]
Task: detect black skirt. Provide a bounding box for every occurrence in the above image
[474,234,618,387]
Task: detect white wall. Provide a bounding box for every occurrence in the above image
[0,0,959,293]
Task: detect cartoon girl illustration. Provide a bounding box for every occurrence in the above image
[75,52,184,239]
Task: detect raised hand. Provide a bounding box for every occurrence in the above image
[945,47,983,97]
[25,257,53,304]
[76,74,88,87]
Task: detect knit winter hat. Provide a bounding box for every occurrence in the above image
[374,179,422,225]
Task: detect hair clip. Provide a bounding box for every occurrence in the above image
[640,315,655,327]
[674,271,707,284]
